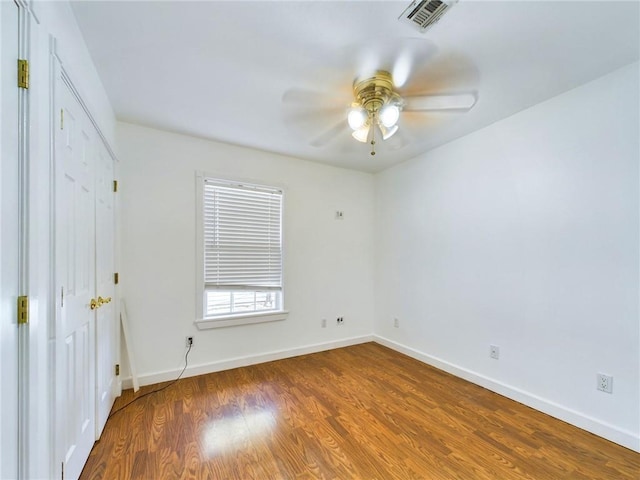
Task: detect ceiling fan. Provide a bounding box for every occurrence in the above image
[282,39,479,157]
[343,69,476,155]
[283,0,478,157]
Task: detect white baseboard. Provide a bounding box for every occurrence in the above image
[374,335,640,453]
[121,334,374,390]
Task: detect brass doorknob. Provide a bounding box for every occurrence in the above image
[97,296,105,306]
[90,298,98,310]
[105,296,112,303]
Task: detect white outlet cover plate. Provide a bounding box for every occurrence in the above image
[597,373,613,393]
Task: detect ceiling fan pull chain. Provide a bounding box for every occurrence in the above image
[369,111,378,155]
[370,116,376,156]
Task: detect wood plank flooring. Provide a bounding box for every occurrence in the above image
[80,342,639,479]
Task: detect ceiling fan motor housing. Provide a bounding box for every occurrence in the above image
[353,70,400,114]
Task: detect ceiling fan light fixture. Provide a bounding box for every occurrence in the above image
[352,126,370,143]
[347,107,368,130]
[348,71,407,151]
[379,104,400,128]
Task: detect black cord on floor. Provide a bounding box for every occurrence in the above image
[108,343,192,419]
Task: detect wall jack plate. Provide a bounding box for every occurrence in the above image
[489,345,500,360]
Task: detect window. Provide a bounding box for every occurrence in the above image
[196,175,286,328]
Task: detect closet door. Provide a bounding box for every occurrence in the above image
[56,78,96,480]
[95,142,116,437]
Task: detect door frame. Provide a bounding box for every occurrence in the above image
[17,1,29,476]
[4,1,56,478]
[1,1,26,478]
[11,0,34,477]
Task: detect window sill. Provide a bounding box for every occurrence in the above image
[195,310,289,330]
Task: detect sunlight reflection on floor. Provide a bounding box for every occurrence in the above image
[203,408,277,456]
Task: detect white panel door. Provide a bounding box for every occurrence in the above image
[56,79,96,480]
[95,142,116,438]
[0,1,20,478]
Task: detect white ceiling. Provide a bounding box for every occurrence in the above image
[71,1,639,173]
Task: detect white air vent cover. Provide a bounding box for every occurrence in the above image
[399,0,458,33]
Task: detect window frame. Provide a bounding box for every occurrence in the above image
[195,172,288,329]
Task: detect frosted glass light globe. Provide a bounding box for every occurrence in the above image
[381,125,398,140]
[348,108,367,130]
[351,126,370,143]
[379,104,400,128]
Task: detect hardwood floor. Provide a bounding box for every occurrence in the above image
[80,342,639,479]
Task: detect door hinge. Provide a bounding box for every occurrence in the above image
[61,287,64,307]
[61,461,64,480]
[60,109,64,130]
[113,180,118,192]
[115,364,120,376]
[114,272,119,285]
[17,296,29,324]
[17,59,29,89]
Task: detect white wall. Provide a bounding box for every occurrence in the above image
[374,62,640,451]
[117,123,375,385]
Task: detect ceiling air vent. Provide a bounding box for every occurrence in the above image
[399,0,458,33]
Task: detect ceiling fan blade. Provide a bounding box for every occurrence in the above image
[283,88,347,107]
[348,38,437,88]
[310,120,348,147]
[400,52,479,97]
[282,88,351,119]
[282,87,351,144]
[404,92,478,112]
[391,39,439,89]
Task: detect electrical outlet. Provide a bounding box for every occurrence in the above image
[489,345,499,360]
[336,317,344,325]
[394,318,399,328]
[597,373,613,393]
[321,318,327,328]
[186,336,194,347]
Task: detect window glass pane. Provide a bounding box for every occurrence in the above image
[206,291,232,316]
[232,291,256,312]
[205,290,281,317]
[256,291,275,309]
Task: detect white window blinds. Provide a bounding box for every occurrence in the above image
[203,179,283,291]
